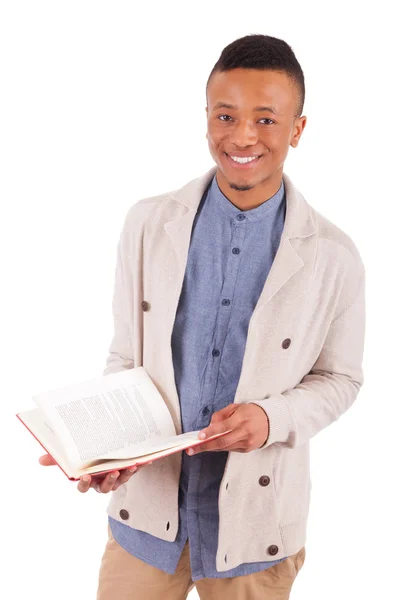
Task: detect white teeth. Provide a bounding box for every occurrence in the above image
[230,155,258,164]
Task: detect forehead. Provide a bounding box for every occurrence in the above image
[207,68,296,112]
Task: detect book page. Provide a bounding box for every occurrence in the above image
[94,429,201,460]
[17,408,76,477]
[77,431,227,477]
[33,368,177,470]
[79,429,233,474]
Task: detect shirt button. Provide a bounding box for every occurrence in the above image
[267,545,279,556]
[222,299,230,306]
[141,300,150,312]
[119,509,129,520]
[282,338,291,349]
[236,214,245,221]
[202,407,210,416]
[212,349,220,357]
[232,247,241,254]
[259,476,270,487]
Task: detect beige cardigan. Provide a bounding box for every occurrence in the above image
[104,166,365,572]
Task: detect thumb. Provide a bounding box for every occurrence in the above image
[211,403,239,423]
[39,454,57,466]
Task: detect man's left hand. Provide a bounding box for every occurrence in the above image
[186,403,270,455]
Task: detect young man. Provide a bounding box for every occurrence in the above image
[40,34,366,599]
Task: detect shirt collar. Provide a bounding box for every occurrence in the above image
[209,174,285,223]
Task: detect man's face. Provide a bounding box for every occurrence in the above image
[206,68,306,194]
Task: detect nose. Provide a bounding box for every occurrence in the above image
[229,119,258,147]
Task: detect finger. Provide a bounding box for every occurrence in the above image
[189,429,246,454]
[97,471,120,493]
[199,409,242,441]
[188,440,246,455]
[77,474,92,493]
[112,466,137,490]
[39,454,57,466]
[210,404,239,423]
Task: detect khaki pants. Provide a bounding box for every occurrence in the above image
[97,525,306,600]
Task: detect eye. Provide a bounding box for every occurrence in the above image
[217,115,275,125]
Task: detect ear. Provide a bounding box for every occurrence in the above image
[290,115,307,148]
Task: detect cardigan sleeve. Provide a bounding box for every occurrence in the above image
[102,214,135,376]
[251,253,366,449]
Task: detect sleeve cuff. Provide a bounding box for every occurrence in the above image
[248,395,294,449]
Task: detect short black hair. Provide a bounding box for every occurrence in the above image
[206,34,305,118]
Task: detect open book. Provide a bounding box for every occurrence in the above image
[16,367,230,481]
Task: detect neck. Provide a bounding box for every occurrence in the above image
[216,168,283,211]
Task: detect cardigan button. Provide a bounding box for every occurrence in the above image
[259,475,270,487]
[267,545,279,556]
[119,509,129,520]
[282,338,291,349]
[141,300,150,311]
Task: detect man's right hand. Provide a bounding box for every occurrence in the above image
[38,453,152,494]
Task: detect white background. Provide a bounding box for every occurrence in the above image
[1,1,399,598]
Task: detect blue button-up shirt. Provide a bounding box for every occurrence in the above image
[109,173,287,580]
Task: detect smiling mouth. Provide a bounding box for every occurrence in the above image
[224,152,262,169]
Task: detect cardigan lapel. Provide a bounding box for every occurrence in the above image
[250,173,317,316]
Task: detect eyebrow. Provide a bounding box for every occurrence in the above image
[212,102,280,115]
